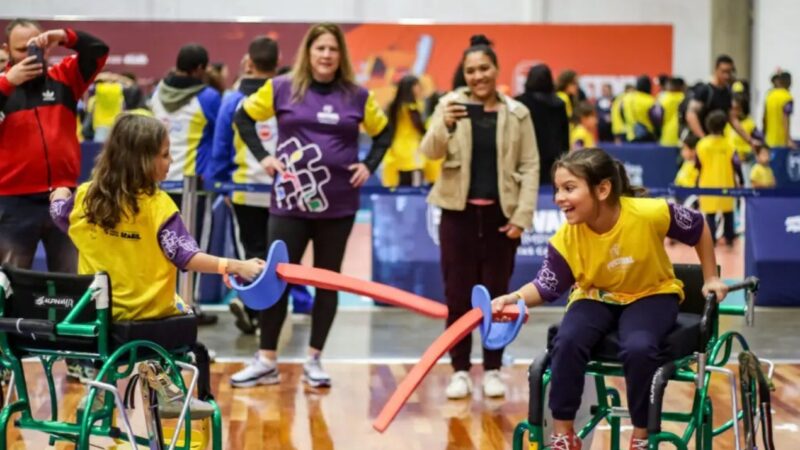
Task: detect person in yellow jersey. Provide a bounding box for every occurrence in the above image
[611,84,633,144]
[381,74,427,187]
[622,75,660,142]
[724,94,757,185]
[556,69,579,121]
[658,77,686,146]
[696,110,741,247]
[490,148,725,450]
[750,145,776,188]
[48,114,264,415]
[675,134,700,188]
[570,101,597,151]
[762,71,795,149]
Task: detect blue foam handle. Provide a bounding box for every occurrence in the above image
[471,284,527,350]
[230,240,289,311]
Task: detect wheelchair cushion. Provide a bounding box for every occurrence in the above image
[548,312,701,362]
[111,314,198,352]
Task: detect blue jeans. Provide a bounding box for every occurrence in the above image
[0,194,77,272]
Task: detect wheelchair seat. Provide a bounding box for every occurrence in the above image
[547,312,701,362]
[547,263,710,362]
[112,315,198,352]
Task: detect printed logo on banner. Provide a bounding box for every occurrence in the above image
[786,215,800,233]
[426,204,441,245]
[624,163,644,186]
[787,151,800,182]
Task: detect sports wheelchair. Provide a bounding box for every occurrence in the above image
[0,265,222,450]
[513,264,770,450]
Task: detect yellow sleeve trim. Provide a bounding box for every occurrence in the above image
[363,90,389,137]
[243,78,275,121]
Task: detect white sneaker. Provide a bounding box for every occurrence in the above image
[303,355,331,388]
[446,371,472,399]
[482,369,506,398]
[230,354,280,388]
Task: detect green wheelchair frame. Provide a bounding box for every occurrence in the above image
[0,266,223,450]
[513,265,767,450]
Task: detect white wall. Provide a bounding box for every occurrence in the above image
[753,0,800,137]
[3,0,711,82]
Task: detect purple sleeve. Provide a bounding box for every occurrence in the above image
[158,212,201,270]
[49,196,75,233]
[650,104,663,126]
[784,100,793,116]
[666,203,705,246]
[532,244,575,303]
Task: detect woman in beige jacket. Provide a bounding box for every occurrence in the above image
[420,35,540,400]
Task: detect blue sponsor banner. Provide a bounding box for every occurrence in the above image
[371,190,565,302]
[745,197,800,306]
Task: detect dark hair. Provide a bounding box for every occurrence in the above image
[276,65,292,76]
[574,101,596,119]
[84,114,168,231]
[552,148,646,205]
[777,71,792,88]
[4,18,41,40]
[387,75,419,129]
[682,133,700,150]
[424,91,442,119]
[668,76,686,90]
[461,34,498,67]
[732,92,750,116]
[524,64,555,93]
[715,54,734,68]
[657,73,669,87]
[556,70,578,92]
[754,144,770,156]
[705,109,728,134]
[176,44,209,72]
[451,62,466,90]
[248,36,279,73]
[635,75,652,94]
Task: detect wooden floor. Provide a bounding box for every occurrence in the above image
[6,360,799,449]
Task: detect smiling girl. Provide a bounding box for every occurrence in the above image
[490,148,727,450]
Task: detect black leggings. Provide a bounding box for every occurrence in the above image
[705,212,735,244]
[259,214,355,351]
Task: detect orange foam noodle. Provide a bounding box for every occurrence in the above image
[275,263,448,319]
[372,308,484,433]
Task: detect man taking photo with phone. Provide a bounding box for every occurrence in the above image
[0,19,109,272]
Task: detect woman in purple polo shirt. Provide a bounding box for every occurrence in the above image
[231,23,390,388]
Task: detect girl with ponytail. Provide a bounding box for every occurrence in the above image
[491,147,727,449]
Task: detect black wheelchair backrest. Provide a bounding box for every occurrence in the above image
[673,264,718,315]
[0,264,110,353]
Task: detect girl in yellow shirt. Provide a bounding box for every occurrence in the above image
[381,75,427,187]
[491,148,726,449]
[49,114,264,322]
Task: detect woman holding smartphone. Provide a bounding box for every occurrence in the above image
[420,34,540,399]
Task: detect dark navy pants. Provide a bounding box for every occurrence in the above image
[0,194,77,272]
[549,295,679,428]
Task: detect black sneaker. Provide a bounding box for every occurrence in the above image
[229,298,256,334]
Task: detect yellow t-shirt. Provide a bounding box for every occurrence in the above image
[674,160,699,187]
[68,183,188,321]
[724,116,756,160]
[92,82,125,129]
[696,135,737,213]
[382,102,426,187]
[624,91,657,141]
[750,163,776,188]
[764,87,793,148]
[611,94,627,137]
[659,91,685,146]
[570,124,596,150]
[549,197,684,305]
[557,91,573,120]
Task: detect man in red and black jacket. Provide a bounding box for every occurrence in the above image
[0,19,108,272]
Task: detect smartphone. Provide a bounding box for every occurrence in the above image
[27,44,44,65]
[456,102,484,121]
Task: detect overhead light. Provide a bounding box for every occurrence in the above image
[235,16,265,23]
[54,15,84,21]
[398,18,435,25]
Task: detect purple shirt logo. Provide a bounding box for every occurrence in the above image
[316,104,340,125]
[274,137,332,212]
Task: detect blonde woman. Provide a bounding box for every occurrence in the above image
[231,23,390,388]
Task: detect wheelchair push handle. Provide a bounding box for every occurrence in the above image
[702,276,760,337]
[472,285,528,350]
